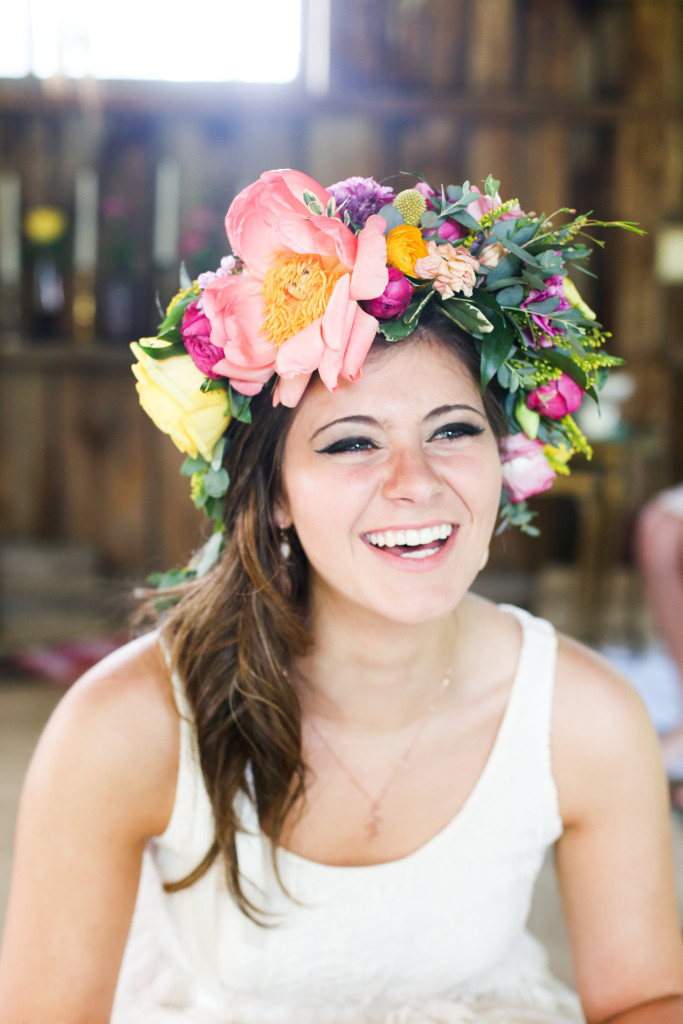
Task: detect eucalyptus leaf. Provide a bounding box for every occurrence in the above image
[378,204,404,233]
[228,387,252,424]
[496,362,512,388]
[491,220,515,240]
[485,254,521,286]
[524,296,561,315]
[511,224,537,245]
[204,496,225,521]
[485,276,524,292]
[191,529,224,578]
[210,436,227,471]
[204,467,230,498]
[449,209,481,232]
[180,454,207,476]
[420,210,440,229]
[521,269,550,291]
[501,238,540,267]
[495,284,525,307]
[302,189,323,215]
[446,185,463,203]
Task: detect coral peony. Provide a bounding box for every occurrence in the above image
[204,169,388,406]
[414,241,480,299]
[526,373,583,420]
[180,301,225,379]
[499,434,556,503]
[362,267,414,319]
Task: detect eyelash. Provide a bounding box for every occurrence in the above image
[316,422,485,454]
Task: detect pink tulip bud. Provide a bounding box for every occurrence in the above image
[362,267,414,320]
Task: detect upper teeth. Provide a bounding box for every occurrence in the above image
[366,524,452,548]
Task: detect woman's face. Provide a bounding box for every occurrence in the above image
[278,339,503,626]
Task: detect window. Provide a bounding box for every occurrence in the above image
[2,0,302,83]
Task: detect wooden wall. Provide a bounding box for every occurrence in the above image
[1,0,682,576]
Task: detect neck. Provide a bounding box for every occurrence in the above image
[295,590,472,731]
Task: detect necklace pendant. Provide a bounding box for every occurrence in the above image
[367,805,382,839]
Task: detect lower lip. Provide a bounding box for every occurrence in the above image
[361,528,458,572]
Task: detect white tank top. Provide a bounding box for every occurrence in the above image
[112,606,584,1024]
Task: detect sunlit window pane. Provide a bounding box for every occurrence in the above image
[1,0,301,83]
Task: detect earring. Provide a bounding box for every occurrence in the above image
[279,528,291,561]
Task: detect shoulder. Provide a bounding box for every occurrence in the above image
[22,631,180,841]
[551,632,663,828]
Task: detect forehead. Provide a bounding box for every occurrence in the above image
[293,339,485,430]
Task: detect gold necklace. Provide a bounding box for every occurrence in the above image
[306,667,452,841]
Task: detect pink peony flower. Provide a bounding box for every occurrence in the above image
[499,434,556,503]
[204,169,388,407]
[362,266,414,319]
[180,301,226,380]
[423,217,467,244]
[466,185,522,223]
[414,241,480,299]
[526,373,583,419]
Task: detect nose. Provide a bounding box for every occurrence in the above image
[381,445,443,505]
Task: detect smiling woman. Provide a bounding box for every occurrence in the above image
[1,168,682,1024]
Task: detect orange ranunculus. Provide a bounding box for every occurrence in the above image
[204,169,389,408]
[385,225,428,276]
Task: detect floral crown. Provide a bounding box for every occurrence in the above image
[131,168,641,584]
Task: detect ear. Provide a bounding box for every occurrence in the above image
[273,500,292,530]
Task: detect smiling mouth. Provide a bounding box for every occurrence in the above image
[363,523,453,560]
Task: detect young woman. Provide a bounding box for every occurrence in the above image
[1,169,682,1024]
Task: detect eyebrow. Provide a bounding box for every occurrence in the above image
[309,404,486,443]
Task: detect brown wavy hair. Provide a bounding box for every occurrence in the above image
[154,308,507,922]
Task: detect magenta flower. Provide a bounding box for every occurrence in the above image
[326,176,395,227]
[521,273,571,346]
[423,217,467,243]
[526,373,583,419]
[362,267,414,320]
[180,301,226,380]
[500,434,556,503]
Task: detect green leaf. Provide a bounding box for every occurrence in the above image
[524,296,561,314]
[377,317,416,341]
[446,185,463,203]
[227,387,252,424]
[325,196,337,218]
[210,436,227,471]
[179,261,192,291]
[511,223,538,245]
[200,376,227,393]
[137,340,187,360]
[480,330,516,389]
[302,189,323,215]
[485,276,524,292]
[378,204,404,233]
[484,174,500,198]
[496,284,525,307]
[521,269,550,291]
[180,454,207,476]
[501,238,541,267]
[491,220,516,240]
[204,496,225,520]
[190,529,224,578]
[157,291,194,333]
[420,210,440,229]
[204,466,230,498]
[449,209,481,232]
[485,253,521,286]
[404,289,435,325]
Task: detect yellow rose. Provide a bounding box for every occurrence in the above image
[386,225,428,276]
[130,340,230,461]
[563,278,596,321]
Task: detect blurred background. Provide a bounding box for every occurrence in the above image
[1,0,683,985]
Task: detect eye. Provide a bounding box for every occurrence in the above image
[430,421,485,441]
[315,435,379,454]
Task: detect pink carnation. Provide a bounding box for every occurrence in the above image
[500,434,556,503]
[203,169,388,408]
[180,301,226,380]
[414,241,480,299]
[526,373,583,420]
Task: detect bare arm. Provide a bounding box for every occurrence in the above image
[552,637,683,1024]
[0,634,178,1024]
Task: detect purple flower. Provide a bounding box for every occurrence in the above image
[526,373,583,419]
[362,266,414,320]
[181,301,225,379]
[521,272,570,346]
[326,176,395,227]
